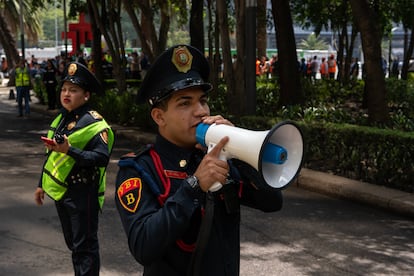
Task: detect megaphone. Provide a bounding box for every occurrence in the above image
[196,121,304,191]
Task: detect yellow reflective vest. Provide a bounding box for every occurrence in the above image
[15,67,31,87]
[42,114,114,208]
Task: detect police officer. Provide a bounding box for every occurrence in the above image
[35,62,114,276]
[114,45,283,276]
[14,59,32,117]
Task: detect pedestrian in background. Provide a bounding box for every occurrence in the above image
[13,59,32,117]
[114,45,283,276]
[43,59,58,110]
[35,62,114,276]
[328,54,337,79]
[319,57,329,79]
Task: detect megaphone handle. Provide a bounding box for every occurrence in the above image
[207,143,225,192]
[209,182,223,192]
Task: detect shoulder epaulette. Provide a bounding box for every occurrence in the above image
[120,144,153,160]
[88,110,103,120]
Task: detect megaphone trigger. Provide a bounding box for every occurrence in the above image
[207,141,227,192]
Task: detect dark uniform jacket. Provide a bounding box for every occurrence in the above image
[38,104,111,189]
[115,135,283,276]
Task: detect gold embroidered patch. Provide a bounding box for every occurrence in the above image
[117,178,142,213]
[100,130,108,144]
[68,63,77,76]
[172,46,193,73]
[67,121,76,130]
[89,110,103,119]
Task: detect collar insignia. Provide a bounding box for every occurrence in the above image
[117,178,142,213]
[172,46,193,73]
[179,159,187,168]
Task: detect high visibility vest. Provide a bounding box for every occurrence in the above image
[328,59,336,73]
[42,114,114,208]
[256,60,261,75]
[320,62,328,75]
[15,67,31,87]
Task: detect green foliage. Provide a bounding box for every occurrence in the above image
[301,122,414,192]
[80,76,414,192]
[298,33,329,50]
[90,88,155,131]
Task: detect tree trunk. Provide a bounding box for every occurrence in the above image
[349,0,389,124]
[88,0,127,93]
[87,2,103,83]
[190,0,204,52]
[400,26,414,80]
[217,0,239,117]
[122,0,154,62]
[234,0,246,116]
[257,0,267,59]
[271,0,304,107]
[0,15,19,69]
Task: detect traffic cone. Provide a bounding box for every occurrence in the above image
[9,89,15,100]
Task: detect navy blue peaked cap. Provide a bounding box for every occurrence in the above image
[62,62,102,95]
[137,45,212,106]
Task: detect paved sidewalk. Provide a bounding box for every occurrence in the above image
[2,85,413,218]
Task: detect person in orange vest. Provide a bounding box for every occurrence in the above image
[319,57,329,79]
[256,58,261,76]
[328,54,337,79]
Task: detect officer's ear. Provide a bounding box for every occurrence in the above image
[150,107,166,127]
[84,91,91,101]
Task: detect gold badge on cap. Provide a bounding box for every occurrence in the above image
[172,46,193,73]
[68,63,77,76]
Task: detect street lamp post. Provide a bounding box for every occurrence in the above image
[19,0,25,60]
[63,0,68,58]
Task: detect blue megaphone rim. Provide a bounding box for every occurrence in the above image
[196,123,211,147]
[258,120,304,189]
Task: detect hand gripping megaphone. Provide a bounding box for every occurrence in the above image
[196,121,304,191]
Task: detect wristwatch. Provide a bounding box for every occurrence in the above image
[186,175,199,190]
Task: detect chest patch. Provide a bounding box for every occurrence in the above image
[117,178,142,213]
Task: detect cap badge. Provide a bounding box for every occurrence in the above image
[172,46,193,73]
[68,63,77,76]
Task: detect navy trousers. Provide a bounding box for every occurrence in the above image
[55,182,100,276]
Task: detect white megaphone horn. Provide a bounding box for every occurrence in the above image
[196,121,304,191]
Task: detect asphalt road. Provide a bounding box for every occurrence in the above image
[0,89,413,275]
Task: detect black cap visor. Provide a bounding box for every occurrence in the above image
[148,78,212,106]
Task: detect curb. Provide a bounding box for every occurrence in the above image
[297,168,414,218]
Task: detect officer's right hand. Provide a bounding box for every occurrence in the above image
[194,136,229,192]
[34,187,45,206]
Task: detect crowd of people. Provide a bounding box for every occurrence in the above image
[255,53,339,81]
[3,49,151,116]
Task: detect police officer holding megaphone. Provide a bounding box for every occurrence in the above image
[115,45,302,276]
